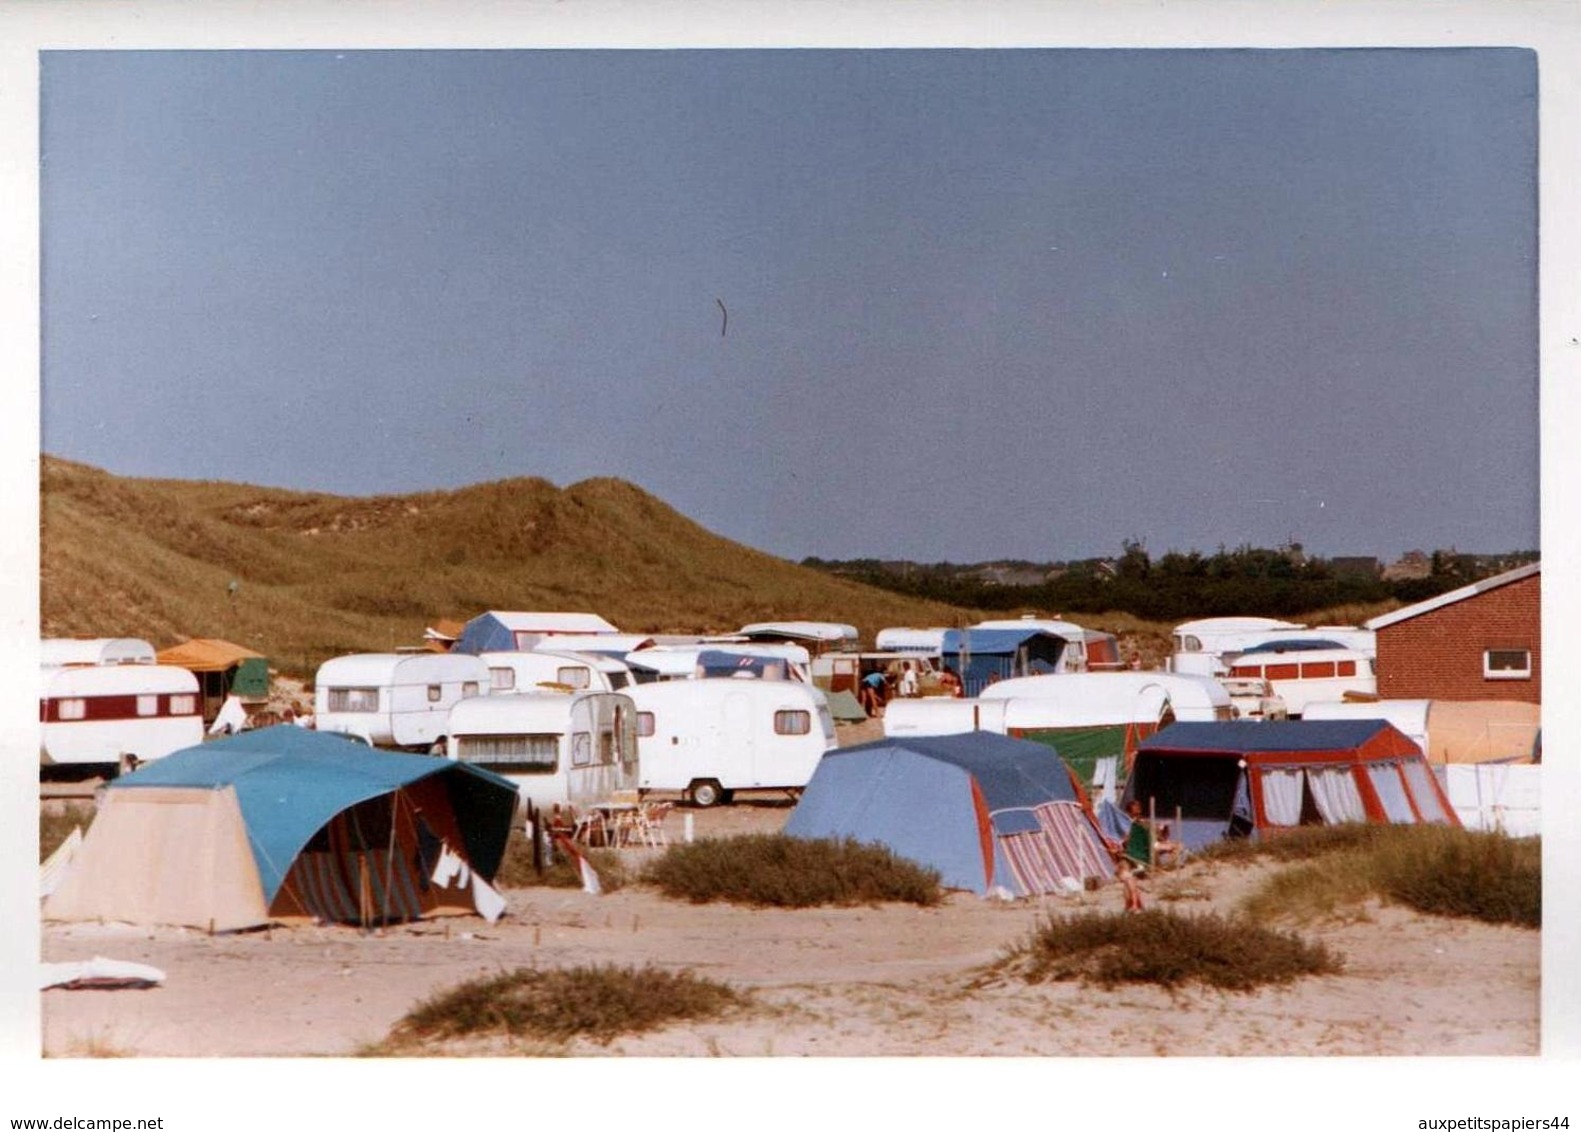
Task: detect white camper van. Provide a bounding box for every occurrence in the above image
[628,679,836,806]
[40,663,204,771]
[446,690,639,812]
[314,651,488,750]
[1223,646,1376,716]
[1169,617,1375,677]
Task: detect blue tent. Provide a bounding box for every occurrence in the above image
[939,629,1066,696]
[783,732,1114,896]
[47,726,519,930]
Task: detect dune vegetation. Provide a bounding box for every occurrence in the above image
[40,456,979,678]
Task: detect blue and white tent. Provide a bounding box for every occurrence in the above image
[939,629,1067,696]
[44,727,519,931]
[453,610,620,654]
[783,732,1114,897]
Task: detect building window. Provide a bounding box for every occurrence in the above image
[1484,649,1532,680]
[328,687,379,713]
[637,712,655,737]
[774,709,812,736]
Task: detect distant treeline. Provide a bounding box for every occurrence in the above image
[801,545,1540,623]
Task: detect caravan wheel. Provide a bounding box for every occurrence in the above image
[689,779,726,808]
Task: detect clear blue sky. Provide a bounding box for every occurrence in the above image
[40,48,1539,563]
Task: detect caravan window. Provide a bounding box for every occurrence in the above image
[1264,663,1299,681]
[462,681,480,698]
[571,732,592,767]
[774,710,812,736]
[1301,661,1336,679]
[557,667,591,689]
[329,687,379,713]
[490,667,516,691]
[136,694,159,717]
[1229,664,1261,679]
[427,684,443,703]
[56,698,87,721]
[636,712,655,737]
[1337,660,1358,677]
[169,694,197,716]
[457,733,558,771]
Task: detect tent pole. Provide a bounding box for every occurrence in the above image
[381,792,399,927]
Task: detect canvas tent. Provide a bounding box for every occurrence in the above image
[156,638,270,724]
[44,727,518,931]
[453,611,620,654]
[783,732,1115,897]
[1125,720,1459,852]
[939,629,1066,696]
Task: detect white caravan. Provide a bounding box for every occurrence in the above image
[628,679,836,807]
[40,637,158,668]
[1222,646,1376,716]
[314,651,488,750]
[882,697,1009,737]
[482,649,622,694]
[445,690,639,812]
[40,663,203,770]
[977,671,1235,724]
[873,627,949,656]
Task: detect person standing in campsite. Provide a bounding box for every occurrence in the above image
[939,666,963,697]
[898,661,919,698]
[860,668,889,717]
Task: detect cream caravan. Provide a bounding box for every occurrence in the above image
[445,690,639,812]
[40,663,203,771]
[314,651,488,750]
[628,680,836,807]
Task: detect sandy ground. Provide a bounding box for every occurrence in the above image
[39,718,1540,1058]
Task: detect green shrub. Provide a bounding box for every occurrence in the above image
[1230,824,1541,929]
[1005,909,1342,991]
[642,833,943,908]
[390,964,748,1047]
[1372,825,1540,927]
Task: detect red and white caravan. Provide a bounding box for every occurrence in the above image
[40,663,204,770]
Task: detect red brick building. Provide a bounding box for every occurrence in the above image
[1365,563,1541,703]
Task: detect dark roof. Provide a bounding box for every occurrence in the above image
[825,731,1078,810]
[1136,719,1396,754]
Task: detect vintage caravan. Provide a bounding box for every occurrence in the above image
[446,690,639,812]
[1224,645,1376,717]
[627,679,836,807]
[40,662,204,771]
[873,627,949,656]
[974,618,1124,672]
[314,651,488,750]
[734,621,859,657]
[882,697,1009,737]
[482,649,623,694]
[40,637,157,667]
